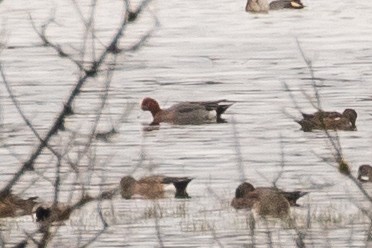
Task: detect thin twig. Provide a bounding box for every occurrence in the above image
[231,116,246,182]
[296,39,321,110]
[0,64,61,159]
[272,134,285,188]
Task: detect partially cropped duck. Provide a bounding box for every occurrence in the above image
[231,182,308,218]
[0,193,38,218]
[120,175,193,199]
[358,164,372,182]
[246,0,304,13]
[141,97,234,125]
[296,109,357,132]
[35,203,72,223]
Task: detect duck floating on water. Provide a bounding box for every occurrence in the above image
[231,182,308,218]
[246,0,304,13]
[141,97,234,125]
[120,175,193,199]
[358,164,372,182]
[296,109,357,132]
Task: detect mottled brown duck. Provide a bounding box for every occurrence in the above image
[231,182,308,218]
[296,109,357,132]
[0,193,38,218]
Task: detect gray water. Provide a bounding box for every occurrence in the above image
[0,0,372,247]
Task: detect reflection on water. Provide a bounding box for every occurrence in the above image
[1,0,372,247]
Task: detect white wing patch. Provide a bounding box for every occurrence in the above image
[291,1,302,8]
[361,176,370,181]
[207,111,217,120]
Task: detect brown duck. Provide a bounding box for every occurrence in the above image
[246,0,304,13]
[0,193,38,218]
[358,164,372,182]
[120,175,193,199]
[296,109,357,132]
[141,97,234,125]
[270,0,304,10]
[231,182,308,218]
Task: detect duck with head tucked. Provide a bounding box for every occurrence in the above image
[358,164,372,182]
[231,182,308,218]
[141,97,234,126]
[120,175,193,199]
[296,108,357,132]
[246,0,304,13]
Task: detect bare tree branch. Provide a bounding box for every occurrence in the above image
[0,0,155,197]
[0,64,61,159]
[231,116,246,182]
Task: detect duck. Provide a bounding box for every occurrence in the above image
[0,193,38,218]
[269,0,304,10]
[246,0,304,13]
[296,108,357,132]
[35,203,72,223]
[120,175,193,199]
[357,164,372,182]
[245,0,269,12]
[141,97,234,125]
[231,182,308,218]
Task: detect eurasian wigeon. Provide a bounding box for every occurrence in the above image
[296,109,357,132]
[245,0,304,12]
[0,193,38,218]
[141,97,234,125]
[358,164,372,182]
[231,182,308,218]
[120,175,193,199]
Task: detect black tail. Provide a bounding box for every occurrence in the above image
[197,100,234,122]
[161,177,193,198]
[301,113,314,119]
[36,206,51,222]
[216,104,233,122]
[296,119,313,132]
[282,191,308,206]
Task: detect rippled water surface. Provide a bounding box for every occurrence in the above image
[1,0,372,247]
